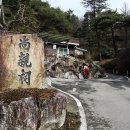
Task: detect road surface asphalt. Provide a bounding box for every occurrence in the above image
[51,74,130,130]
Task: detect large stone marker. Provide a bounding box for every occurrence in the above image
[0,34,44,90]
[0,33,67,130]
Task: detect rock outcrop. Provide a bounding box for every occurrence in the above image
[0,88,67,130]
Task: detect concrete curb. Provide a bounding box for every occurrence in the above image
[45,78,87,130]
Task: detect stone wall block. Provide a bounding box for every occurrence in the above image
[39,93,67,130]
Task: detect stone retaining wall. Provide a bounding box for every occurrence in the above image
[0,92,67,130]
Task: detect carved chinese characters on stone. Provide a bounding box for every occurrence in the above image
[18,36,32,85]
[18,52,32,67]
[18,69,31,85]
[0,34,44,90]
[19,36,30,51]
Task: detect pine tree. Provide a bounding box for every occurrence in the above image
[82,0,108,18]
[81,0,108,53]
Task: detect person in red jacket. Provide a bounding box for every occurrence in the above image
[83,63,89,79]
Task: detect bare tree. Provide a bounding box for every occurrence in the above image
[121,2,130,16]
[0,0,26,31]
[6,4,26,30]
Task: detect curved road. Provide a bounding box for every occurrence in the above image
[51,75,130,130]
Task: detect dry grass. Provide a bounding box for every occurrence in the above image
[0,88,57,104]
[53,112,81,130]
[99,58,116,65]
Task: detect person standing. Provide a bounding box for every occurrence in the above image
[84,63,89,79]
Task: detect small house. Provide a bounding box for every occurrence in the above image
[44,38,80,57]
[41,33,87,58]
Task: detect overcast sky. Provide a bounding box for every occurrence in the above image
[46,0,130,17]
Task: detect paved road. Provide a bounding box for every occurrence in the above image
[51,75,130,130]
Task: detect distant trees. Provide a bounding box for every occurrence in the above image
[81,0,108,53]
[79,0,130,58]
[121,16,130,48]
[95,10,122,55]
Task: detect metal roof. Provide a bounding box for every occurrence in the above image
[39,32,70,43]
[75,46,87,52]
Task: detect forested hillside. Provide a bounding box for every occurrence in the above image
[1,0,80,36]
[79,0,130,58]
